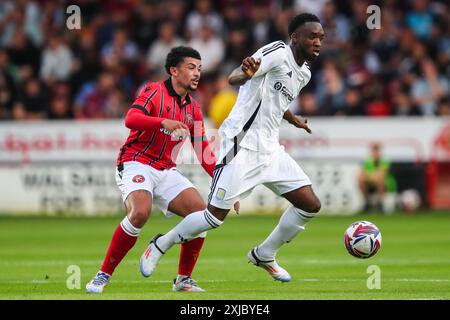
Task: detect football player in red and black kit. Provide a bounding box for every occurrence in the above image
[86,46,238,293]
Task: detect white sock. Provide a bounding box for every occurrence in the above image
[257,206,316,260]
[120,216,141,236]
[157,210,222,252]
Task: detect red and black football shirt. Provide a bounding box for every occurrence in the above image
[117,78,215,174]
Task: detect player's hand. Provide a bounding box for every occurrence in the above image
[292,116,312,134]
[161,119,189,140]
[233,201,240,214]
[241,57,261,79]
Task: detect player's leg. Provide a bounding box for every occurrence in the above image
[166,187,208,292]
[138,168,226,282]
[249,185,320,282]
[257,185,321,260]
[87,162,155,293]
[142,170,233,278]
[248,149,320,282]
[374,170,387,209]
[358,170,370,210]
[148,149,254,268]
[87,190,152,293]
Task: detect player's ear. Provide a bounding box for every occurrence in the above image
[290,32,297,45]
[169,66,178,77]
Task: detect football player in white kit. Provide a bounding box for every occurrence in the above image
[140,13,324,283]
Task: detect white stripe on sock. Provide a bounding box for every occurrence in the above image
[120,216,141,237]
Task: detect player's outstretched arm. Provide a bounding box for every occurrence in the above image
[283,109,312,134]
[125,108,188,138]
[228,57,261,86]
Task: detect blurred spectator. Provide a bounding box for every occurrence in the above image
[163,0,187,37]
[319,0,350,55]
[47,95,74,119]
[369,7,401,82]
[297,91,319,117]
[294,0,328,17]
[349,0,371,45]
[186,0,223,39]
[411,59,450,115]
[0,0,447,121]
[267,5,292,43]
[316,60,346,115]
[46,81,73,120]
[221,0,246,33]
[40,35,74,84]
[70,29,102,94]
[392,86,422,116]
[436,96,450,116]
[101,29,139,69]
[223,24,252,75]
[0,50,17,119]
[364,77,391,117]
[74,72,117,119]
[6,29,40,78]
[105,88,128,118]
[338,86,366,116]
[147,20,184,75]
[189,23,225,74]
[131,1,160,52]
[208,73,238,128]
[12,77,48,120]
[248,0,271,50]
[406,0,434,40]
[0,1,41,47]
[358,142,397,212]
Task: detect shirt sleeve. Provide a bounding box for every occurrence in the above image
[124,107,164,131]
[251,41,286,78]
[131,83,159,115]
[125,83,164,131]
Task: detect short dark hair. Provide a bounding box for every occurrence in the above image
[165,46,201,75]
[288,13,321,36]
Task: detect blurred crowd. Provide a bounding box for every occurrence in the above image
[0,0,449,126]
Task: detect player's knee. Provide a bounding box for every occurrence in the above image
[128,207,151,228]
[207,204,229,222]
[311,200,321,214]
[303,199,321,214]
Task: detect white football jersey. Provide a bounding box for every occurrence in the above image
[219,41,311,154]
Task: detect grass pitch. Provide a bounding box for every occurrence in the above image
[0,211,449,300]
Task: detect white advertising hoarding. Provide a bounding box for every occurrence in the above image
[0,118,449,215]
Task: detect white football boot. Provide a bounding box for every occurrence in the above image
[140,234,165,277]
[248,247,291,282]
[86,271,111,293]
[172,276,206,292]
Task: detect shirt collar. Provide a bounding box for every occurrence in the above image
[164,78,191,106]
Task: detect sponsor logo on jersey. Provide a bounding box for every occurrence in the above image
[132,175,145,183]
[274,81,294,102]
[160,127,172,136]
[216,188,226,200]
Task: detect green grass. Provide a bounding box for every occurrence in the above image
[1,211,450,300]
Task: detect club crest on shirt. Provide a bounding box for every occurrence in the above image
[185,114,194,128]
[216,188,226,200]
[132,175,145,183]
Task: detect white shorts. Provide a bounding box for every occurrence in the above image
[115,161,195,217]
[208,142,312,210]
